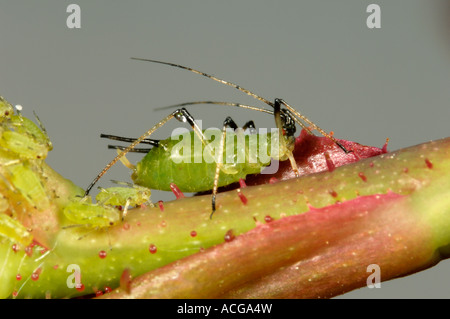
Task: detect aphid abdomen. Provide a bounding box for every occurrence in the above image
[132,137,237,193]
[0,115,52,160]
[6,162,50,210]
[132,131,269,193]
[63,200,121,228]
[0,214,33,246]
[95,185,151,207]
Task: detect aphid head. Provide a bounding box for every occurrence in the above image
[174,109,187,122]
[280,109,296,138]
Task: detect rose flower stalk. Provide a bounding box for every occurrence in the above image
[0,96,449,299]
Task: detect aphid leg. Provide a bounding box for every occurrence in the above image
[85,111,176,195]
[110,180,134,187]
[76,226,113,250]
[239,120,257,172]
[242,120,256,134]
[210,116,239,219]
[273,100,300,177]
[275,98,351,154]
[102,134,158,153]
[0,214,33,246]
[33,111,53,150]
[174,108,210,148]
[161,100,350,154]
[105,110,210,150]
[108,145,151,154]
[85,108,210,195]
[213,118,255,218]
[100,134,160,146]
[95,187,108,203]
[122,198,131,220]
[113,148,137,171]
[62,222,101,240]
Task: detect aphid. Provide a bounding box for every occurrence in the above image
[5,162,50,210]
[95,181,152,218]
[85,59,349,218]
[0,193,8,214]
[63,196,121,229]
[96,181,151,207]
[0,99,53,246]
[0,109,52,160]
[101,128,280,193]
[0,96,14,119]
[0,213,33,247]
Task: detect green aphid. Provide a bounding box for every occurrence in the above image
[0,214,33,247]
[95,182,151,207]
[132,130,279,192]
[6,163,50,210]
[0,96,14,119]
[84,59,350,218]
[0,194,8,214]
[0,148,21,167]
[63,197,121,228]
[0,114,52,160]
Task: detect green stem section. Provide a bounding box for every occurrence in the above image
[100,193,439,298]
[1,136,449,298]
[1,97,450,298]
[100,138,450,298]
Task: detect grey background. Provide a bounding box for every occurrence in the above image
[1,0,449,298]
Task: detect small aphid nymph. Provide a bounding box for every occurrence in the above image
[63,196,121,229]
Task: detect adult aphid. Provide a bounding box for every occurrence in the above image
[85,58,350,218]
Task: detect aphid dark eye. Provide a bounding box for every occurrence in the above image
[174,111,186,122]
[280,111,296,137]
[284,124,296,137]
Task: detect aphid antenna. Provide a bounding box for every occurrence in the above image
[100,134,160,146]
[107,144,152,153]
[33,111,52,146]
[155,101,324,139]
[109,180,134,187]
[61,223,85,230]
[62,223,113,248]
[131,58,349,153]
[131,58,274,107]
[281,102,350,154]
[154,101,274,116]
